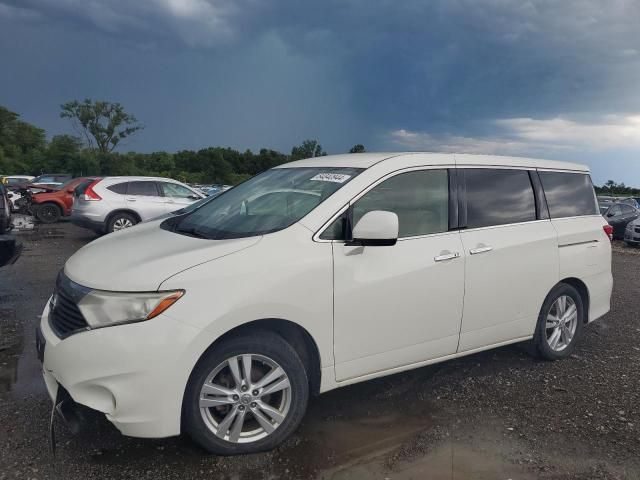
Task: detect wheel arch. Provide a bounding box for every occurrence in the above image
[558,277,590,323]
[191,318,322,397]
[106,209,142,225]
[36,200,64,213]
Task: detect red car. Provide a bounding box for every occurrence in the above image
[31,177,100,223]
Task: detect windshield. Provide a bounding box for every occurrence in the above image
[167,167,362,239]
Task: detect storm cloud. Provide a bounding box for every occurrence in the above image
[1,0,639,183]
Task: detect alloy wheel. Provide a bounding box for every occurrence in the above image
[199,354,292,443]
[545,295,578,352]
[39,205,58,221]
[112,218,133,231]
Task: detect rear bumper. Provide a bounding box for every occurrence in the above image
[70,213,105,232]
[40,301,203,438]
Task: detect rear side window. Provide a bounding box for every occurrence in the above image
[127,181,159,196]
[464,169,536,228]
[539,172,598,218]
[607,205,622,217]
[107,182,128,194]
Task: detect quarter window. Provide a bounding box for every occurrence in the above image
[464,169,536,228]
[107,182,128,194]
[538,172,598,218]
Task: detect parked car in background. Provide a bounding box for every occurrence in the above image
[1,175,34,188]
[30,173,73,187]
[624,218,640,246]
[71,176,205,234]
[602,203,640,239]
[598,201,612,215]
[39,153,612,455]
[202,184,233,197]
[618,197,640,209]
[31,177,100,223]
[0,183,11,234]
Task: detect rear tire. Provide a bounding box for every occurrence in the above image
[533,283,584,361]
[107,212,138,233]
[182,331,309,455]
[35,203,62,223]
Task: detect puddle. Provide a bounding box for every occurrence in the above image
[327,441,538,480]
[0,324,21,393]
[22,226,66,240]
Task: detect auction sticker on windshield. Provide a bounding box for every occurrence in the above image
[310,173,351,183]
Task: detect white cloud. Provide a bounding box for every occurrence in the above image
[388,115,640,156]
[0,3,41,20]
[2,0,241,46]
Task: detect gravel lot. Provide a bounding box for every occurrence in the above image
[1,222,639,479]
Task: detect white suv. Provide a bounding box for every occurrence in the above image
[71,176,204,234]
[39,153,612,454]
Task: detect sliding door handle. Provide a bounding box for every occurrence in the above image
[434,251,460,262]
[469,245,493,255]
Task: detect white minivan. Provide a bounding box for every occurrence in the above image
[38,153,612,454]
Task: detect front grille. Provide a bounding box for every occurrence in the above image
[49,272,90,338]
[635,226,640,234]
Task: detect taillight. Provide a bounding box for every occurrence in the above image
[83,180,102,201]
[603,224,613,241]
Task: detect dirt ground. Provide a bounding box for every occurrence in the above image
[1,222,639,479]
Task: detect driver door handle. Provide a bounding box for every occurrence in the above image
[434,251,460,262]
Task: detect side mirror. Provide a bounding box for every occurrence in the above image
[67,188,75,193]
[189,194,200,200]
[607,212,615,218]
[349,210,399,246]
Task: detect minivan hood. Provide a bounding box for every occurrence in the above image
[64,220,260,291]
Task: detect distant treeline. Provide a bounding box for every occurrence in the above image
[594,180,640,197]
[2,104,634,190]
[1,105,359,185]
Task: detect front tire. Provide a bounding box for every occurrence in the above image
[182,331,309,455]
[533,283,584,360]
[35,203,62,223]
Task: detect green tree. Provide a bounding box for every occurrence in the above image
[60,99,143,154]
[291,139,326,160]
[349,144,366,153]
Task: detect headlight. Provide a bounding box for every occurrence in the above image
[77,290,184,328]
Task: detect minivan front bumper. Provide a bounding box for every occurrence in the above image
[39,301,202,438]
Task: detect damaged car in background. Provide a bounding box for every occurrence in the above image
[30,177,100,224]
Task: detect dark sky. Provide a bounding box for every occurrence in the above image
[1,0,640,184]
